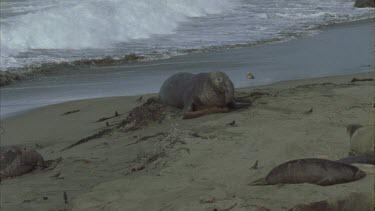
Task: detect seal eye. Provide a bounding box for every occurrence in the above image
[216,78,222,83]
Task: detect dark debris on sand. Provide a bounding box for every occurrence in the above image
[62,98,179,151]
[119,98,171,131]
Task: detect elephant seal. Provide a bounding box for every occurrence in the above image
[337,152,375,165]
[250,158,366,186]
[159,72,252,119]
[288,192,372,211]
[347,124,374,155]
[0,145,45,178]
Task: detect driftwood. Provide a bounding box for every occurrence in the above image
[350,77,374,83]
[62,110,80,116]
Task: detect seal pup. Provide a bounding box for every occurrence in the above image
[159,71,252,119]
[288,192,372,211]
[0,145,45,178]
[346,124,374,155]
[250,158,366,186]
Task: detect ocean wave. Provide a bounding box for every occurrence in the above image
[0,0,373,73]
[0,30,314,87]
[0,0,235,54]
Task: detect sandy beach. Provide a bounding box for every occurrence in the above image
[1,1,374,210]
[1,71,374,211]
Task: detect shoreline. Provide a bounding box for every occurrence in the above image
[0,18,373,87]
[0,53,145,87]
[1,71,373,210]
[1,70,373,121]
[2,71,373,121]
[1,18,374,119]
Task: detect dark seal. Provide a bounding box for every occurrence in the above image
[159,72,251,119]
[0,145,45,178]
[250,158,366,186]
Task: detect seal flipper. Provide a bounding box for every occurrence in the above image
[228,101,252,110]
[183,107,230,119]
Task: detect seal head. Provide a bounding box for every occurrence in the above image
[207,71,235,105]
[21,149,45,169]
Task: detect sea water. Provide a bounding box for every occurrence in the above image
[1,0,373,71]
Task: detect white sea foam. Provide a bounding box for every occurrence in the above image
[0,0,373,71]
[0,0,235,55]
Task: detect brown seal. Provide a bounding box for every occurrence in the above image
[159,71,252,119]
[250,158,366,186]
[288,192,372,211]
[0,145,45,178]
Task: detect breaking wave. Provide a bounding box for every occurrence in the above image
[0,0,235,64]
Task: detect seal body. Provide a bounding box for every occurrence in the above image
[0,145,45,178]
[159,72,248,118]
[250,158,366,186]
[159,72,234,111]
[159,72,196,110]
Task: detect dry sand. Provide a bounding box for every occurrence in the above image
[0,72,374,211]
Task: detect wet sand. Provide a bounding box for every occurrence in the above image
[0,72,374,211]
[1,19,374,119]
